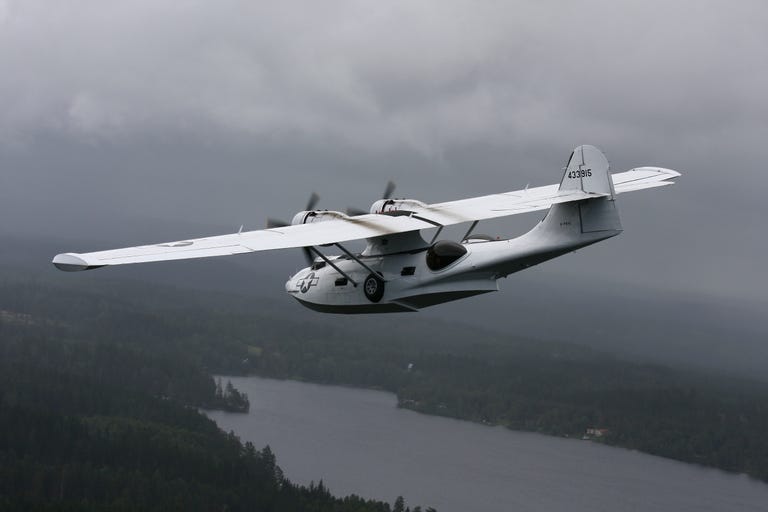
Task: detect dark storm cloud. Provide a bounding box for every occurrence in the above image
[3,1,765,155]
[0,0,766,303]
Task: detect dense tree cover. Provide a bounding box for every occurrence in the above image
[3,270,768,490]
[249,328,768,481]
[0,278,422,511]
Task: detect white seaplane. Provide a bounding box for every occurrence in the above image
[53,145,680,313]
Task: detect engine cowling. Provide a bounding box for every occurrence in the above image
[370,199,427,215]
[291,210,349,225]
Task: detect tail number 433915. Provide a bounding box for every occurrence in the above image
[568,168,592,179]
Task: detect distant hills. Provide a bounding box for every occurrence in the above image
[2,250,768,483]
[5,232,766,381]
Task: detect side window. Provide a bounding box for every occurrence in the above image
[426,241,467,271]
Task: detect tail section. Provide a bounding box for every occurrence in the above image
[559,144,616,198]
[489,145,659,277]
[541,145,622,239]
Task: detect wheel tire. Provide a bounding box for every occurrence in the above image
[363,273,385,303]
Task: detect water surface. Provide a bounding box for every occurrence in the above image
[206,376,768,512]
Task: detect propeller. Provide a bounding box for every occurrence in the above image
[347,180,396,216]
[305,191,320,211]
[382,180,396,201]
[301,247,315,267]
[266,192,321,267]
[266,192,321,229]
[266,217,289,229]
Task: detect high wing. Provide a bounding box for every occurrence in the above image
[52,166,679,271]
[398,166,678,225]
[52,215,439,271]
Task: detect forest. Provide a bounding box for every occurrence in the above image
[246,318,768,481]
[0,273,429,511]
[2,267,768,510]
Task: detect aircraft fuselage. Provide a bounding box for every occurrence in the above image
[286,198,622,313]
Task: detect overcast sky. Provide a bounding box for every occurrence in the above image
[1,0,766,305]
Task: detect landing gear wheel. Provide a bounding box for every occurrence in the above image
[363,273,385,303]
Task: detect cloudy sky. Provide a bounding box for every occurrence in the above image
[1,0,766,306]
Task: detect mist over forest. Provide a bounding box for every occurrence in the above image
[3,234,765,382]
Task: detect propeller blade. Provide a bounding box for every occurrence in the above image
[268,194,320,268]
[347,181,397,216]
[382,181,396,200]
[267,218,289,229]
[306,192,320,211]
[346,206,368,217]
[302,247,315,267]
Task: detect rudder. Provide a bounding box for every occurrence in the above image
[559,145,616,198]
[544,145,622,235]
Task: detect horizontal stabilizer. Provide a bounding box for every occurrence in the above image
[612,167,680,193]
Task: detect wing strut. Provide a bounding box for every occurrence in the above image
[429,226,444,244]
[334,243,384,281]
[307,247,358,287]
[462,220,479,241]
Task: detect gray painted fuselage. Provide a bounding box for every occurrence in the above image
[287,197,622,313]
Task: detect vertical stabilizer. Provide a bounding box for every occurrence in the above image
[538,145,622,239]
[559,145,616,198]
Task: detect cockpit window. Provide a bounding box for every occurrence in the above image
[426,240,467,271]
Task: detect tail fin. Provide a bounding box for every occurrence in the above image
[559,144,616,198]
[544,145,621,236]
[493,145,624,276]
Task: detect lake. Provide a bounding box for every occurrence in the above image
[205,376,768,512]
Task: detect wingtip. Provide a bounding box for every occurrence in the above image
[657,167,681,179]
[52,253,103,272]
[631,166,681,180]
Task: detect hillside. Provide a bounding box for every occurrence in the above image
[0,272,428,511]
[1,268,768,484]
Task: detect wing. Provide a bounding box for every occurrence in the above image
[398,166,680,225]
[52,214,437,271]
[52,166,679,271]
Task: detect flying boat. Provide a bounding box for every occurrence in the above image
[53,145,680,313]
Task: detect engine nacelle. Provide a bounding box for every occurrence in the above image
[291,210,349,225]
[370,199,427,215]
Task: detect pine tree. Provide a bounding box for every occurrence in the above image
[215,378,223,399]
